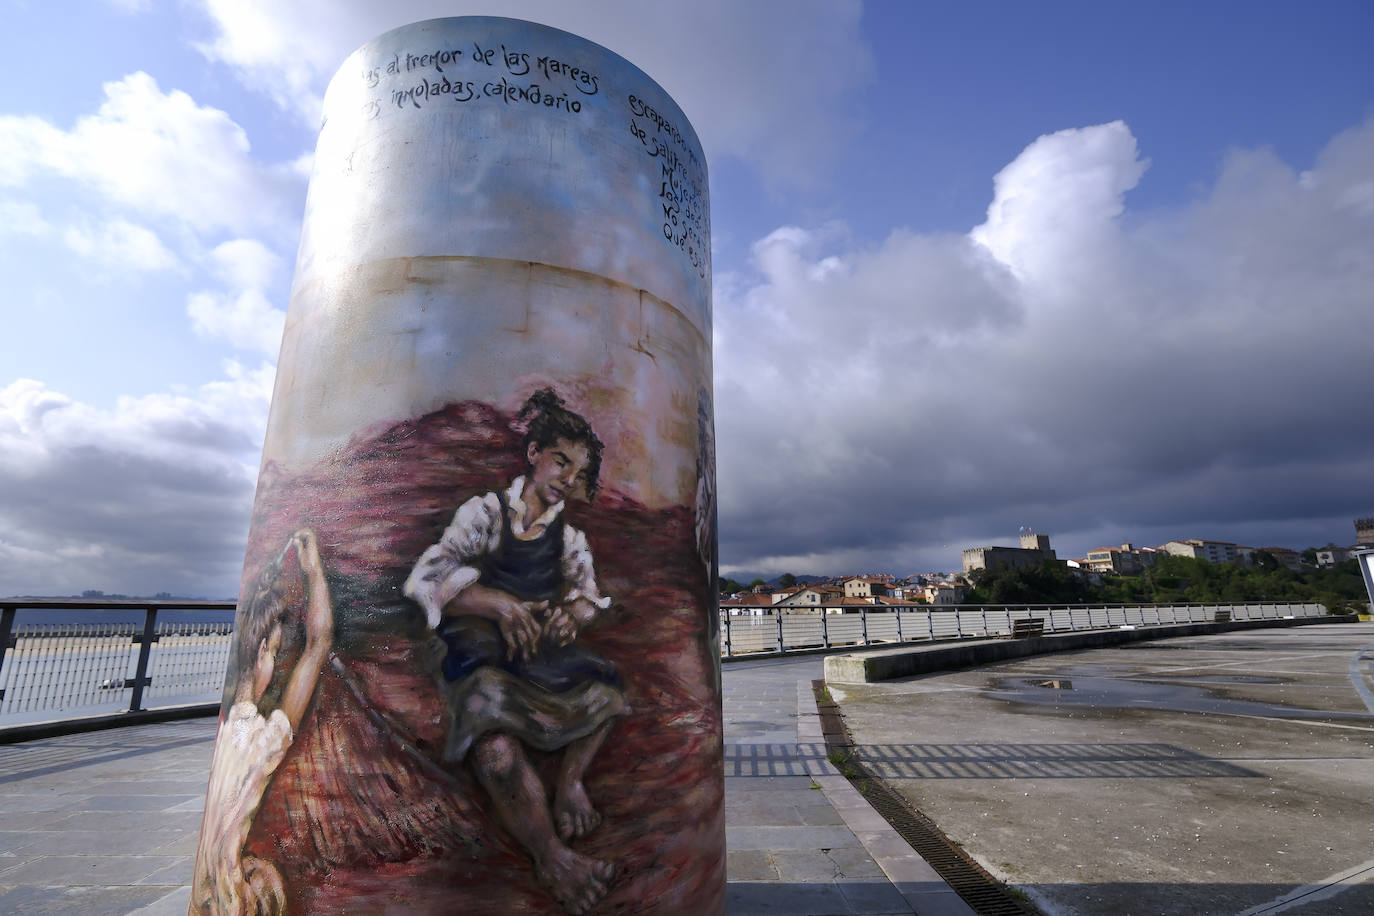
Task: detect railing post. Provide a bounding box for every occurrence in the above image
[775,608,785,654]
[895,606,903,642]
[128,606,159,713]
[0,605,15,703]
[980,607,988,636]
[722,613,732,657]
[860,605,869,646]
[822,608,831,649]
[926,607,934,640]
[955,608,964,639]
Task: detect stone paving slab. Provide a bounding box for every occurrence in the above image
[0,854,187,886]
[720,657,972,915]
[128,886,192,916]
[0,884,174,915]
[0,653,968,915]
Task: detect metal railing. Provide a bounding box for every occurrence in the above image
[0,598,1330,731]
[0,600,235,732]
[719,601,1328,657]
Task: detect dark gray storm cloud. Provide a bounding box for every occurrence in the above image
[714,119,1374,575]
[0,371,270,597]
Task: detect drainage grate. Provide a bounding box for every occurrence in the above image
[813,681,1037,916]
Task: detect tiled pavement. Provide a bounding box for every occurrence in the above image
[0,655,969,915]
[722,655,972,915]
[0,720,211,914]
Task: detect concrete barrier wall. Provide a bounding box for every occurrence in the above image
[825,615,1360,684]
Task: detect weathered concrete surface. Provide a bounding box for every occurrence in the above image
[824,615,1358,684]
[724,656,974,915]
[828,623,1374,915]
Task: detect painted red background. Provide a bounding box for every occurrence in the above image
[233,399,724,914]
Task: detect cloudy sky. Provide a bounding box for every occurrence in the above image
[1,0,1371,596]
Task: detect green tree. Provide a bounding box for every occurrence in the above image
[777,572,797,589]
[718,576,745,595]
[931,553,1369,613]
[964,561,1097,604]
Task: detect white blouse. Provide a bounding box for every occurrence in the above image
[404,476,611,628]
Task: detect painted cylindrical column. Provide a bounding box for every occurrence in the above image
[191,17,719,915]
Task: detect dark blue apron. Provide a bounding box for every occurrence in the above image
[436,491,620,692]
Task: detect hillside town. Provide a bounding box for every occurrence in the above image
[720,572,971,615]
[720,518,1374,614]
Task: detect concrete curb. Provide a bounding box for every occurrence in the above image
[824,614,1359,684]
[795,681,976,915]
[0,703,219,745]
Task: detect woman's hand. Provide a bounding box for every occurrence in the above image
[543,605,578,647]
[446,583,556,661]
[291,529,334,644]
[544,597,598,648]
[479,590,546,662]
[293,529,324,580]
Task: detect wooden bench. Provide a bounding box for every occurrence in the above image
[1008,617,1046,639]
[1213,609,1232,623]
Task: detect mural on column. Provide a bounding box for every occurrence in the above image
[190,17,720,916]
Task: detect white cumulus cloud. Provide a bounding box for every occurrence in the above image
[0,365,273,597]
[0,71,299,237]
[716,117,1374,576]
[62,217,179,271]
[0,66,303,596]
[187,289,286,356]
[187,238,288,355]
[0,198,51,237]
[207,238,282,290]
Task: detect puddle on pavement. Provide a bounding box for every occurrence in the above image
[987,674,1369,721]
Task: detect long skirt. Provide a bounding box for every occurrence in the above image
[435,616,627,763]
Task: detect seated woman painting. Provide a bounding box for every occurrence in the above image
[404,388,628,915]
[192,530,335,915]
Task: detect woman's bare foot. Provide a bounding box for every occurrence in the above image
[554,778,601,841]
[534,844,615,914]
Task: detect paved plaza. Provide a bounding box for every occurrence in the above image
[831,623,1374,915]
[0,720,209,914]
[0,654,966,915]
[1,621,1368,914]
[723,656,971,915]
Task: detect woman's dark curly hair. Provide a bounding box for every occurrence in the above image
[236,540,303,711]
[515,388,604,498]
[239,548,287,675]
